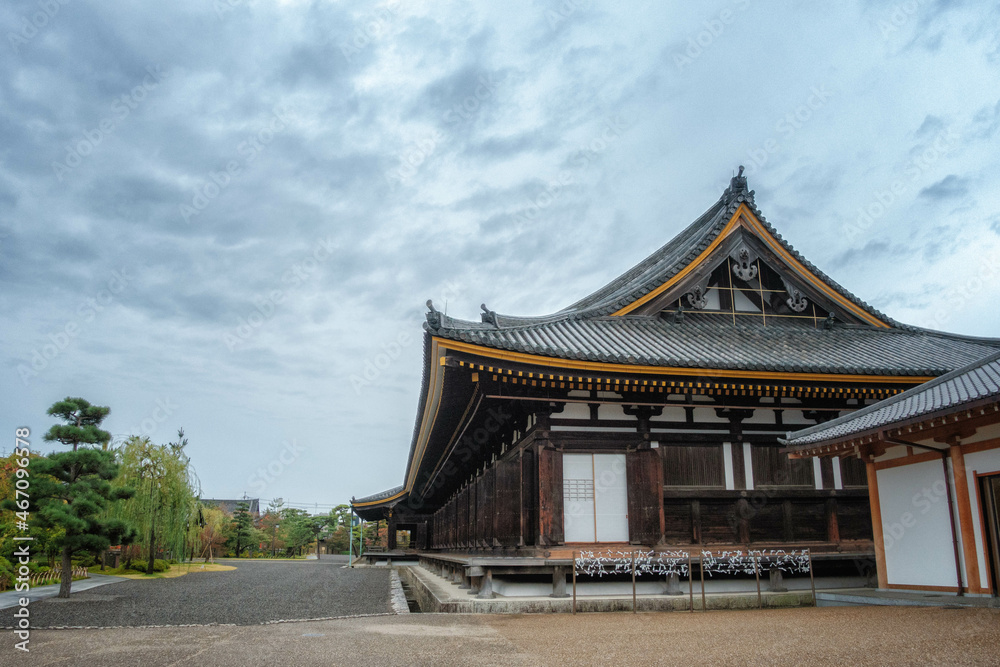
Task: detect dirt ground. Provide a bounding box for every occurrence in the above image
[7,606,999,666]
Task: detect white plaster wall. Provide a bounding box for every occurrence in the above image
[743,409,777,425]
[780,410,814,426]
[692,407,726,423]
[877,461,959,589]
[600,403,628,420]
[963,447,1000,590]
[559,402,591,420]
[723,443,735,490]
[651,406,687,422]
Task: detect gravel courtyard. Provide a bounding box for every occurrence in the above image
[7,606,1000,666]
[0,558,392,628]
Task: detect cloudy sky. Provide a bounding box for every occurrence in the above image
[2,0,999,510]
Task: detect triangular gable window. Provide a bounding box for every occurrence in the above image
[665,247,840,327]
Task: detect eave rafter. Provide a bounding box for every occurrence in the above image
[445,355,909,401]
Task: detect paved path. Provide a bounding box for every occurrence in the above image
[4,606,999,666]
[0,575,127,610]
[0,559,391,628]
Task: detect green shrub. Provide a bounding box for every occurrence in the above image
[73,553,98,568]
[152,559,170,572]
[168,558,179,565]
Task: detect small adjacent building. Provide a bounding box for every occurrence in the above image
[353,169,1000,571]
[783,351,1000,596]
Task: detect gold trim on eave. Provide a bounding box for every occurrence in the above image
[436,338,929,384]
[611,204,890,328]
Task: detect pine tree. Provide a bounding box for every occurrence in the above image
[231,502,253,557]
[31,398,136,597]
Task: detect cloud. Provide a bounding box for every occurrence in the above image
[918,174,970,200]
[2,0,999,505]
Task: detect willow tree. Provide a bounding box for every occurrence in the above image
[110,433,197,573]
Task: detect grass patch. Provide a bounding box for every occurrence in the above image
[103,562,236,579]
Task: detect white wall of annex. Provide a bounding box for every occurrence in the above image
[877,460,958,589]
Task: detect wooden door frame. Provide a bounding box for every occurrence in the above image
[974,471,1000,596]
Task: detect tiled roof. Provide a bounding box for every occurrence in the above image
[201,498,260,515]
[474,181,895,326]
[431,313,1000,377]
[424,174,1000,376]
[352,485,404,506]
[782,350,1000,447]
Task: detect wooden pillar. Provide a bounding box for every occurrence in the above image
[865,458,888,589]
[416,522,427,550]
[489,464,501,548]
[825,498,840,544]
[730,442,747,490]
[387,514,398,551]
[820,458,835,490]
[537,445,564,546]
[691,499,702,545]
[469,476,477,549]
[735,498,751,545]
[949,443,981,593]
[518,449,526,548]
[782,500,794,542]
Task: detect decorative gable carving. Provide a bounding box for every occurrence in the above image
[781,277,809,313]
[730,246,758,282]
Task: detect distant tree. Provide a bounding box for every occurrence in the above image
[230,502,253,557]
[266,498,285,515]
[198,505,228,561]
[10,398,136,597]
[280,508,327,556]
[110,435,196,573]
[330,504,351,528]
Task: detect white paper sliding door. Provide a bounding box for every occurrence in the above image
[563,453,596,542]
[562,453,628,543]
[593,453,629,542]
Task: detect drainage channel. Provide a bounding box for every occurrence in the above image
[399,580,422,613]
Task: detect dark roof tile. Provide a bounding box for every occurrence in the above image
[782,350,1000,447]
